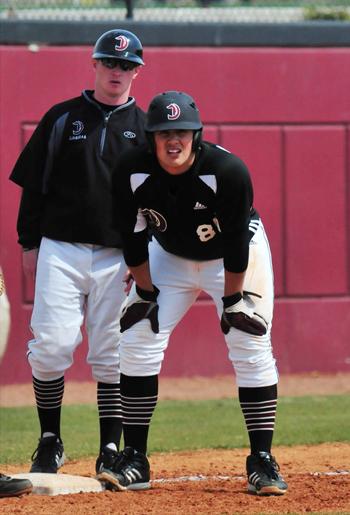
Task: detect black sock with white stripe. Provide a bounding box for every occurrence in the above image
[121,374,158,455]
[97,382,122,451]
[33,376,64,438]
[239,384,278,455]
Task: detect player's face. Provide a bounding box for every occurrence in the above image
[92,58,140,105]
[154,130,195,175]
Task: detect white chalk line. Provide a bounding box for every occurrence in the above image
[151,470,350,484]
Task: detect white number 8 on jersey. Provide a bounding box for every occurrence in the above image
[196,224,216,242]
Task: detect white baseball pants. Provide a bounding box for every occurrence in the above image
[120,221,278,388]
[28,238,128,383]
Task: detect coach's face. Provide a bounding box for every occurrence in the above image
[154,130,195,175]
[92,58,140,105]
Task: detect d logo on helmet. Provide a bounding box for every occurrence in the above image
[114,35,129,51]
[166,103,181,121]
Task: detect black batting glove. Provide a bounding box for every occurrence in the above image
[120,284,160,334]
[220,292,267,337]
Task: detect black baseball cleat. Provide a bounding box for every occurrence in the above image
[95,445,121,474]
[0,474,33,498]
[30,435,65,473]
[246,451,288,495]
[97,446,150,491]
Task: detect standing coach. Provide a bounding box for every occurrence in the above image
[9,29,146,475]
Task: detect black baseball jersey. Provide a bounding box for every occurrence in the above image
[10,90,146,248]
[114,141,259,274]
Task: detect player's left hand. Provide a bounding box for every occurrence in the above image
[220,292,267,336]
[120,284,159,333]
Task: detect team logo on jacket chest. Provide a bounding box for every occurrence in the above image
[69,121,86,141]
[141,208,167,232]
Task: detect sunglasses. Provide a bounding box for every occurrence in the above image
[99,58,137,71]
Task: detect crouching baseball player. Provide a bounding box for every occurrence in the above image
[97,91,288,495]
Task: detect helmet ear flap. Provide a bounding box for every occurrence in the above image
[192,129,202,152]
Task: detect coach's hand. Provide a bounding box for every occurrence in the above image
[220,292,267,336]
[22,247,39,281]
[120,284,160,333]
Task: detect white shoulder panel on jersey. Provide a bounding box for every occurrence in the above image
[199,174,217,194]
[215,144,230,154]
[130,173,150,193]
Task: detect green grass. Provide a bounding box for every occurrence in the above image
[0,394,349,465]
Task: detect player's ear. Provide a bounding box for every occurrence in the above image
[132,65,141,79]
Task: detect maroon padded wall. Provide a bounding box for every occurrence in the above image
[0,45,349,384]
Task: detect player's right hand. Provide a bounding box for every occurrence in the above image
[220,292,267,336]
[123,270,134,294]
[120,284,160,333]
[22,247,39,281]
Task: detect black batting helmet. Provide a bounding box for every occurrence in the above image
[145,91,203,151]
[92,29,144,65]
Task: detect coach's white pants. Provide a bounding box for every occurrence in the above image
[120,222,278,388]
[28,238,128,383]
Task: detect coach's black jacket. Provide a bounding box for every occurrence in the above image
[10,90,146,249]
[113,141,259,274]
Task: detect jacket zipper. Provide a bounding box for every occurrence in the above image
[82,90,134,156]
[100,111,113,156]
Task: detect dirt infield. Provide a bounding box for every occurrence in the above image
[1,374,350,514]
[1,443,350,514]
